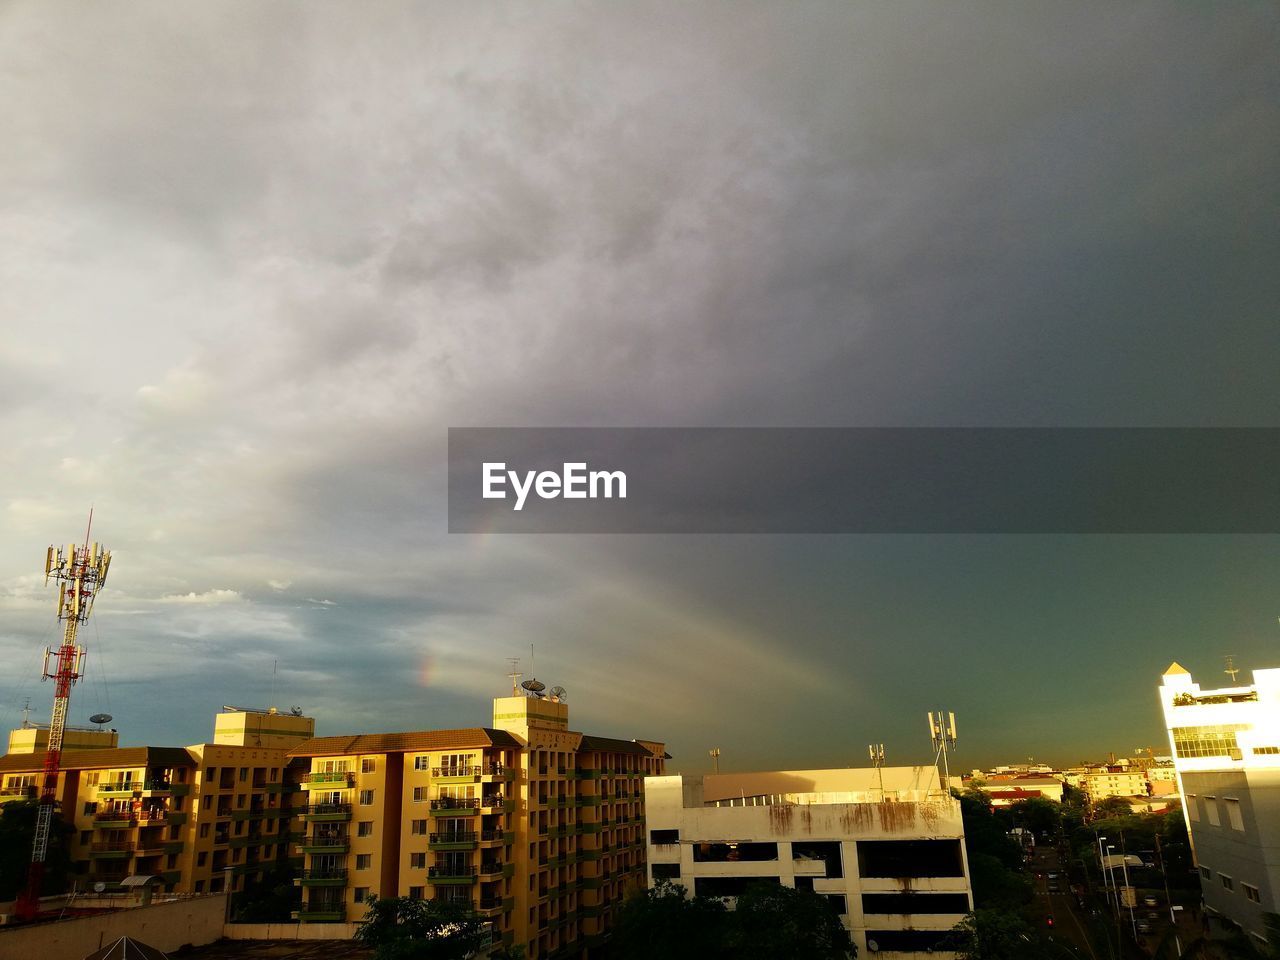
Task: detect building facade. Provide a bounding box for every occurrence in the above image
[644,766,973,958]
[0,706,314,897]
[288,690,665,960]
[1159,661,1280,949]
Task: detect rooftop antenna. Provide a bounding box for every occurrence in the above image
[1224,655,1240,684]
[21,698,31,729]
[928,711,957,797]
[869,744,886,799]
[709,748,721,774]
[506,658,522,696]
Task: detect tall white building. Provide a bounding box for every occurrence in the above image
[644,766,972,958]
[1159,661,1280,948]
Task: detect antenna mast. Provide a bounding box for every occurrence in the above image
[15,519,111,921]
[928,710,957,797]
[869,744,886,799]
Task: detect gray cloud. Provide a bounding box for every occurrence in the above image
[1,1,1277,766]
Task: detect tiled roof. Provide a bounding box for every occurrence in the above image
[577,735,655,757]
[287,728,522,758]
[0,746,194,774]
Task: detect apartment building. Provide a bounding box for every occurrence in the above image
[0,706,314,897]
[1159,661,1280,948]
[8,722,118,754]
[644,766,973,958]
[1079,767,1149,802]
[289,689,665,960]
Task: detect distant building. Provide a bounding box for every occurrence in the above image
[644,766,973,958]
[7,722,118,754]
[1079,767,1148,802]
[1159,661,1280,949]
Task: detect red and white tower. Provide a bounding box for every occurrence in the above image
[15,519,111,921]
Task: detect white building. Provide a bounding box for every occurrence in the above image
[1159,661,1280,948]
[644,766,973,958]
[1080,767,1149,802]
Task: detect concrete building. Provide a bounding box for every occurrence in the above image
[7,722,119,754]
[0,706,314,897]
[644,766,973,958]
[1079,767,1149,802]
[288,689,665,960]
[1159,661,1280,949]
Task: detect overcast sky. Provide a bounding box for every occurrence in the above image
[2,2,1278,772]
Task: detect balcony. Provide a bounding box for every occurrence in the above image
[90,842,133,859]
[476,861,505,879]
[431,766,481,783]
[301,836,350,854]
[478,896,514,916]
[298,869,348,886]
[97,782,138,798]
[301,771,354,789]
[231,808,265,821]
[94,810,134,828]
[135,809,169,826]
[139,780,173,796]
[303,803,352,822]
[429,831,478,851]
[479,829,516,845]
[427,866,477,885]
[479,796,506,813]
[429,798,478,815]
[0,786,37,802]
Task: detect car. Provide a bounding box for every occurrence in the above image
[1142,895,1158,907]
[1137,921,1152,934]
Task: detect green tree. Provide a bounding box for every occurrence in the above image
[730,882,855,959]
[953,789,1031,910]
[0,799,75,900]
[1090,796,1134,820]
[611,881,732,960]
[1007,797,1062,841]
[949,910,1039,960]
[354,895,489,960]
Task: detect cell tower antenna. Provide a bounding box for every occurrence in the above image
[506,658,522,696]
[709,748,721,774]
[1224,655,1240,683]
[16,517,111,922]
[869,743,886,799]
[928,710,958,797]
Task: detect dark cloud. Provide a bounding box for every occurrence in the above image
[1,2,1277,765]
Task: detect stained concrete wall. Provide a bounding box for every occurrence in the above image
[0,894,227,960]
[222,920,360,939]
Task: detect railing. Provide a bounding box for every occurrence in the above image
[477,862,504,877]
[430,798,479,811]
[303,771,354,785]
[91,841,133,853]
[428,866,477,882]
[98,781,137,793]
[94,809,134,823]
[302,803,352,815]
[136,809,168,823]
[303,835,349,847]
[141,780,172,792]
[300,869,348,881]
[430,832,477,843]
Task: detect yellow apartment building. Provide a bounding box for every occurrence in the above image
[8,723,119,754]
[0,706,314,897]
[289,690,666,959]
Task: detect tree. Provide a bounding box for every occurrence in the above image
[611,881,732,960]
[354,896,489,960]
[953,790,1031,910]
[730,882,855,960]
[230,864,300,922]
[949,910,1040,960]
[0,799,75,900]
[1007,797,1062,841]
[1091,796,1134,820]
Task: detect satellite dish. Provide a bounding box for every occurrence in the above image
[90,713,113,726]
[867,940,879,953]
[549,686,568,702]
[290,706,303,716]
[521,679,546,697]
[94,882,106,894]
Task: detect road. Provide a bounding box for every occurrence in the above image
[1029,844,1101,960]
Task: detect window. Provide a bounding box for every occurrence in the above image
[361,758,375,773]
[693,842,778,862]
[83,802,95,816]
[411,852,427,868]
[1187,795,1200,822]
[863,893,971,914]
[1221,875,1234,891]
[1244,884,1261,904]
[80,830,91,844]
[200,823,211,839]
[354,887,370,903]
[408,886,424,900]
[358,821,374,837]
[1225,798,1244,831]
[1206,798,1220,826]
[857,840,965,878]
[205,767,214,781]
[1254,746,1280,755]
[1171,724,1249,758]
[650,829,680,845]
[411,819,428,835]
[85,772,100,786]
[239,767,248,782]
[197,852,208,867]
[825,894,848,914]
[356,854,372,870]
[1200,866,1212,880]
[195,880,205,893]
[414,756,430,771]
[413,786,428,802]
[359,789,374,805]
[652,863,680,880]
